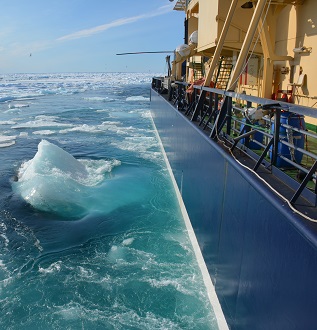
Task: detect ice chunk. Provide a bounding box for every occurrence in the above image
[19,139,88,181]
[13,140,89,218]
[12,140,148,219]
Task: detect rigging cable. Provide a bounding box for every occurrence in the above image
[227,0,272,91]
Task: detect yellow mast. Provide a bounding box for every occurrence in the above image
[227,0,268,91]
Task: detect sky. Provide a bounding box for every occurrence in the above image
[0,0,184,73]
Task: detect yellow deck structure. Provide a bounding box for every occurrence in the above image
[172,0,317,122]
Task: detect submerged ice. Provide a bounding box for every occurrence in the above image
[12,140,139,218]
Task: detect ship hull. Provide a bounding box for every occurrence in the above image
[150,88,317,330]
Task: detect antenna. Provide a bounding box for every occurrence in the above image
[116,51,174,55]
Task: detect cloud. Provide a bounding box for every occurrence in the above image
[0,4,174,59]
[56,4,173,42]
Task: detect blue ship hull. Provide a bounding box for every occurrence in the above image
[150,88,317,329]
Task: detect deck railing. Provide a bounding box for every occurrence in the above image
[152,77,317,206]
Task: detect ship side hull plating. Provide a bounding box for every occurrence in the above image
[150,89,317,330]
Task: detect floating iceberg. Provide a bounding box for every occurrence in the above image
[12,140,148,219]
[13,140,91,217]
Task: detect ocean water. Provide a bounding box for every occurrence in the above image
[0,73,218,329]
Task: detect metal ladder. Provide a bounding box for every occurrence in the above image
[215,57,233,90]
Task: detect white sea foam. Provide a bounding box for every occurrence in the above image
[100,120,121,126]
[8,103,29,109]
[126,96,150,102]
[57,121,122,135]
[59,124,103,134]
[0,234,9,247]
[55,302,83,320]
[108,110,141,119]
[79,158,121,186]
[114,135,160,161]
[83,96,113,102]
[0,121,17,125]
[141,111,152,118]
[77,266,96,279]
[39,261,62,274]
[147,278,192,295]
[12,116,73,129]
[32,130,56,136]
[0,276,13,292]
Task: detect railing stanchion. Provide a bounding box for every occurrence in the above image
[272,108,281,167]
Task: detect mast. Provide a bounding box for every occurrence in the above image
[210,0,268,138]
[192,0,239,121]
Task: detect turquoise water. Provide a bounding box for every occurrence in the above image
[0,73,218,329]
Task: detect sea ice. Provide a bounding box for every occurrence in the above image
[12,139,148,219]
[12,140,90,218]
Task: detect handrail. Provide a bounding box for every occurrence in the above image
[151,77,317,206]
